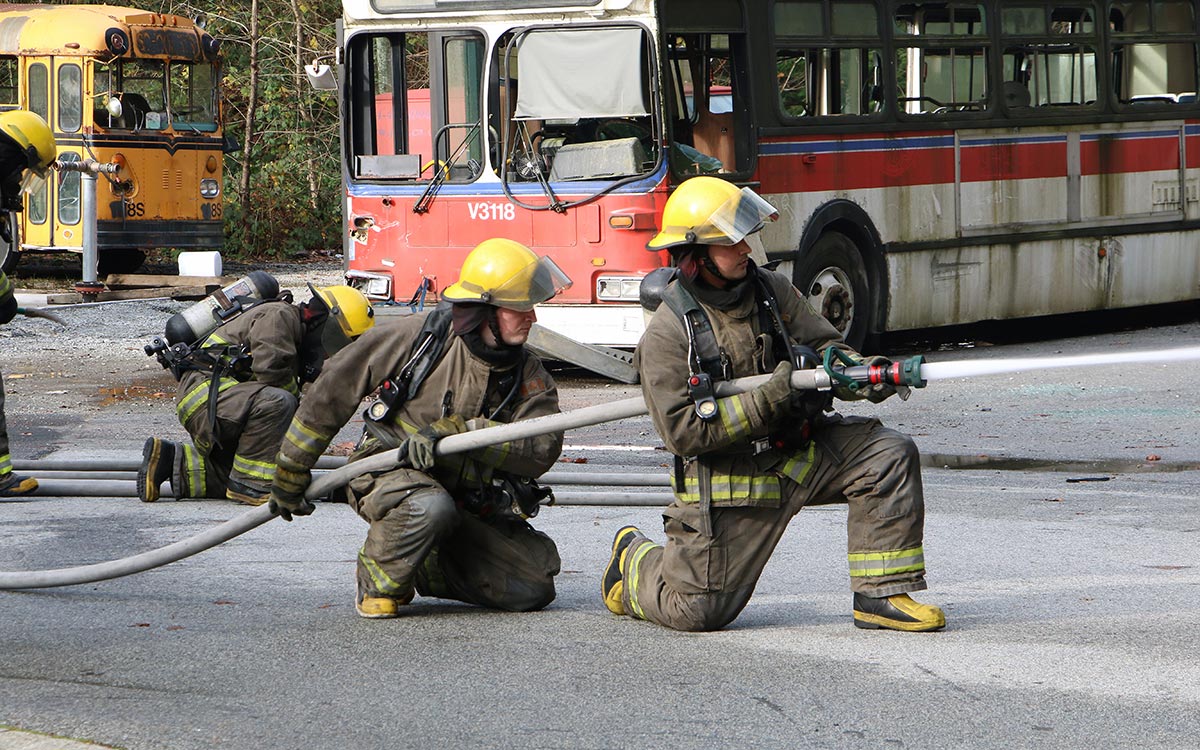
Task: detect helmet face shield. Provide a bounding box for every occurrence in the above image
[483,256,573,311]
[19,166,48,195]
[706,188,779,246]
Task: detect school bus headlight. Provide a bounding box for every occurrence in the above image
[200,179,220,198]
[595,275,643,301]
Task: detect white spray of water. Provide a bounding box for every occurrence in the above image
[920,345,1200,382]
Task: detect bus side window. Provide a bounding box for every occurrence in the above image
[28,63,49,122]
[0,57,17,105]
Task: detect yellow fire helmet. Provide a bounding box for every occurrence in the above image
[308,284,375,354]
[441,238,573,312]
[647,176,779,252]
[0,110,57,193]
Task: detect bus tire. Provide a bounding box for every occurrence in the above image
[0,245,19,274]
[793,230,872,350]
[98,249,146,276]
[0,213,18,274]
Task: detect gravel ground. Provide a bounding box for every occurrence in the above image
[2,258,349,437]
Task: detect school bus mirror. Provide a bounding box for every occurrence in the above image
[306,63,337,91]
[222,135,241,155]
[106,97,123,119]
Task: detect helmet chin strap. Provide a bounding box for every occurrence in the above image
[699,248,737,286]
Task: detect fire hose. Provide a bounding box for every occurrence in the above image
[2,345,1199,590]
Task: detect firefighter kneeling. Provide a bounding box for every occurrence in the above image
[267,239,572,619]
[602,176,945,632]
[138,284,375,505]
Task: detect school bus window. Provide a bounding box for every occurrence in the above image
[0,57,17,106]
[58,152,81,226]
[121,59,167,130]
[28,64,48,122]
[28,179,46,225]
[58,64,83,133]
[169,61,219,131]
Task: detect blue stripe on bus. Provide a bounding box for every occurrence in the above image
[1081,129,1182,141]
[347,165,667,198]
[760,135,955,156]
[959,134,1067,147]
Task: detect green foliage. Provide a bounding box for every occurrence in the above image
[161,0,344,260]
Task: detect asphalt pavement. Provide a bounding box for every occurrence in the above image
[1,304,1198,749]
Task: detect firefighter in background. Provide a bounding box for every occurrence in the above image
[0,111,57,497]
[138,285,375,506]
[267,239,572,619]
[602,176,945,632]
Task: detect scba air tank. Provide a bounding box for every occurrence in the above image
[164,271,280,345]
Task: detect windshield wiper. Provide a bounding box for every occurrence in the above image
[414,122,481,214]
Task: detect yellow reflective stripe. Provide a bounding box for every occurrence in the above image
[776,442,817,485]
[176,377,239,422]
[0,273,11,298]
[233,454,276,481]
[0,454,11,473]
[284,417,330,457]
[717,394,752,442]
[359,549,408,596]
[673,472,781,504]
[626,541,657,621]
[203,332,230,347]
[847,546,926,577]
[182,443,206,496]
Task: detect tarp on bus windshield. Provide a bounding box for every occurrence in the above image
[512,28,649,121]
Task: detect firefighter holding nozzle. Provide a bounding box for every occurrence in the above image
[602,176,945,632]
[0,111,56,497]
[267,239,573,619]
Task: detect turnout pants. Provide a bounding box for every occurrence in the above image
[623,416,927,632]
[347,466,561,612]
[174,382,297,499]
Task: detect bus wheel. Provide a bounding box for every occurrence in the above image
[98,249,146,276]
[0,244,19,274]
[793,230,872,350]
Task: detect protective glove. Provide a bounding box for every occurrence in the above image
[268,463,314,522]
[864,357,907,403]
[751,360,795,424]
[405,414,469,471]
[0,296,16,326]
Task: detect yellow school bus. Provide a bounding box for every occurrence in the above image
[0,4,226,273]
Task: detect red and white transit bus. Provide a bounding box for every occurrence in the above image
[326,0,1200,349]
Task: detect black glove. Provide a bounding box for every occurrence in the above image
[0,293,16,326]
[751,360,794,423]
[859,355,910,403]
[268,463,314,521]
[405,414,468,471]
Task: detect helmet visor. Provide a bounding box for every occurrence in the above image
[706,188,779,246]
[490,256,573,312]
[19,165,49,195]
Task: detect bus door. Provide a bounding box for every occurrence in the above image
[52,56,85,252]
[19,57,53,251]
[661,0,755,179]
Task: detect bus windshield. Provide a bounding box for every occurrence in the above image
[94,58,219,131]
[343,24,658,196]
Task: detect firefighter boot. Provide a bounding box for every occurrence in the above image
[137,438,175,503]
[853,592,946,632]
[355,577,414,620]
[225,478,269,506]
[602,526,642,616]
[0,471,37,496]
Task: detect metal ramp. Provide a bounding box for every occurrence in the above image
[526,323,638,383]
